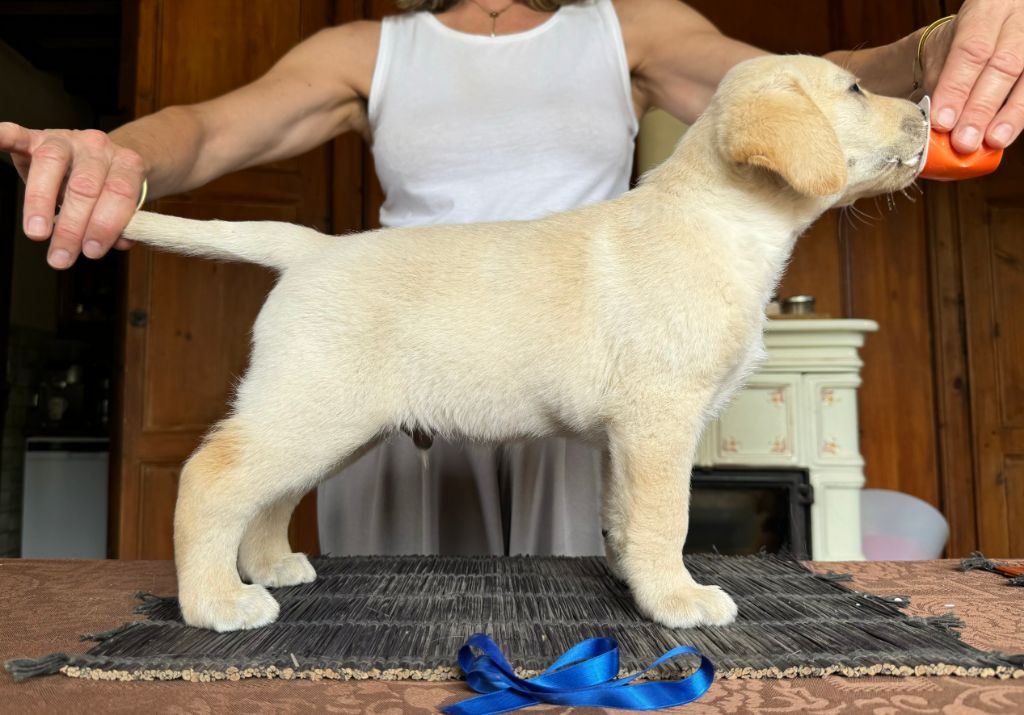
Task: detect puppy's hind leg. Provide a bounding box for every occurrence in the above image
[237,493,316,588]
[173,420,279,632]
[174,417,371,632]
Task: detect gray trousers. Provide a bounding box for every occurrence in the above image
[317,435,605,556]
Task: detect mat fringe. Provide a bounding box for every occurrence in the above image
[48,661,1024,683]
[5,654,70,681]
[960,551,1024,587]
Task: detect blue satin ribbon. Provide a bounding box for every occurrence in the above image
[441,633,715,715]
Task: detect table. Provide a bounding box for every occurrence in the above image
[2,559,1022,714]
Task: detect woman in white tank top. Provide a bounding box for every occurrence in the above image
[318,0,637,557]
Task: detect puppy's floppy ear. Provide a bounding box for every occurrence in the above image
[721,80,847,197]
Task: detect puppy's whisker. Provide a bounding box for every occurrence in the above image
[840,203,876,230]
[839,206,857,229]
[847,211,870,230]
[860,199,884,223]
[899,187,918,203]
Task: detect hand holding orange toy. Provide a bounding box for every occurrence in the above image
[917,96,1004,181]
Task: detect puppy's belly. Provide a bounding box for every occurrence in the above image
[400,380,602,444]
[385,324,607,443]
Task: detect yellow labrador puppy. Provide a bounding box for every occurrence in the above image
[124,55,927,632]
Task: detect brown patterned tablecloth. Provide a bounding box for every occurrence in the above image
[1,558,1022,714]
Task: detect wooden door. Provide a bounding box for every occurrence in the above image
[112,0,333,558]
[958,142,1024,557]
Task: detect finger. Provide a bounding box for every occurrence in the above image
[986,77,1024,147]
[0,121,33,155]
[21,136,72,241]
[0,123,35,182]
[931,17,1002,131]
[113,237,135,251]
[81,153,145,259]
[49,153,110,269]
[952,25,1024,151]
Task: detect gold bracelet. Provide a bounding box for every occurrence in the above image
[914,14,956,92]
[136,178,148,211]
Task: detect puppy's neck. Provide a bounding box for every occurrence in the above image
[642,119,831,236]
[647,117,831,247]
[638,118,833,308]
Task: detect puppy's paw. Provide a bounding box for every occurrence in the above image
[240,552,317,588]
[636,582,738,629]
[266,553,317,588]
[181,583,280,632]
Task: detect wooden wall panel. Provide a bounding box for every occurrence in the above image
[1008,459,1024,556]
[776,213,844,319]
[157,2,304,100]
[990,209,1024,427]
[960,137,1024,557]
[143,255,273,431]
[926,178,977,556]
[687,0,832,55]
[137,464,179,560]
[846,194,938,503]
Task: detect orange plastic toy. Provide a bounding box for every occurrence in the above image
[917,96,1004,181]
[920,130,1003,181]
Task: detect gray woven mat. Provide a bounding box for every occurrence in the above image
[7,554,1024,682]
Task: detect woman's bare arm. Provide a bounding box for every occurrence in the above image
[626,0,1024,154]
[0,20,379,269]
[617,0,765,124]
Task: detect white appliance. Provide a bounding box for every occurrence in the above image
[20,437,108,558]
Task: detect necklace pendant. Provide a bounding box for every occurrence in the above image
[469,0,516,38]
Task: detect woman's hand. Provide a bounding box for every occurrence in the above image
[926,0,1024,152]
[0,122,143,269]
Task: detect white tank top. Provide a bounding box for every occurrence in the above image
[368,0,638,227]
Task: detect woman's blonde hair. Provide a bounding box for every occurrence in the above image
[395,0,583,12]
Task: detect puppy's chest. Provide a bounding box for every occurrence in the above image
[706,334,768,418]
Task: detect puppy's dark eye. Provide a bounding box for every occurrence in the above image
[849,82,863,95]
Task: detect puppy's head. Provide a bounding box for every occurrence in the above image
[714,55,927,204]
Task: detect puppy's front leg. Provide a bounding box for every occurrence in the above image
[606,419,737,629]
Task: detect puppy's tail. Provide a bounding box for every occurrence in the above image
[123,211,332,271]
